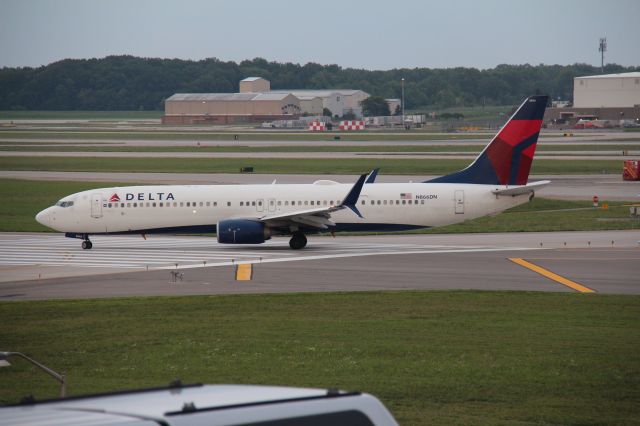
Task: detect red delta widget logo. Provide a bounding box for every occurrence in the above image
[108,194,120,203]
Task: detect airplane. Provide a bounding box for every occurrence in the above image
[36,95,549,250]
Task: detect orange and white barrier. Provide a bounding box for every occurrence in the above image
[308,121,326,131]
[339,120,365,130]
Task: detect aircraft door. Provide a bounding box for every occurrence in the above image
[91,193,103,218]
[268,198,276,212]
[256,199,264,212]
[454,190,464,214]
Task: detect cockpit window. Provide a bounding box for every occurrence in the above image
[55,200,74,208]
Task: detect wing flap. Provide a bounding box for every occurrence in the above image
[258,173,368,230]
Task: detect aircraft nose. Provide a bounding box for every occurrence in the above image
[36,208,52,227]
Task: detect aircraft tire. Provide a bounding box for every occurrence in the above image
[289,232,307,250]
[82,240,93,250]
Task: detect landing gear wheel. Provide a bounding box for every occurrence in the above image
[289,232,307,250]
[81,240,93,250]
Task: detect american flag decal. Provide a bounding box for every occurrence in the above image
[400,193,412,200]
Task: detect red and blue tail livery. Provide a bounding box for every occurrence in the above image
[428,95,548,185]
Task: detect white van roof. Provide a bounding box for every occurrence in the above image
[0,383,398,426]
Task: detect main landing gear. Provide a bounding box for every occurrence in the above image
[289,232,307,250]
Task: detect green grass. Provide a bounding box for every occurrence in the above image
[1,292,638,424]
[1,179,637,233]
[1,143,639,153]
[0,156,625,175]
[0,110,164,120]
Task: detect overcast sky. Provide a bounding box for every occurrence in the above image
[1,0,638,70]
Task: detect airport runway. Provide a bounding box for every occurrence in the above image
[0,231,637,300]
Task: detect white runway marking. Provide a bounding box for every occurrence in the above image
[0,234,541,271]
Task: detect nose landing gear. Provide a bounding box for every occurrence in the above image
[289,232,307,250]
[65,233,94,249]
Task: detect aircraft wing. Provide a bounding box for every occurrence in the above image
[258,173,368,230]
[491,180,550,196]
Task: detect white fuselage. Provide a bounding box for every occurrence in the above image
[36,181,531,235]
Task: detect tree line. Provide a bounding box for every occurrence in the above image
[0,55,637,111]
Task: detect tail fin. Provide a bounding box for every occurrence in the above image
[428,95,548,185]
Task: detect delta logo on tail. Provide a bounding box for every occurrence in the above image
[109,193,120,203]
[428,95,548,186]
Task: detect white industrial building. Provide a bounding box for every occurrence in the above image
[269,89,369,118]
[574,72,640,108]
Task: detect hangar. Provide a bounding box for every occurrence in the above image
[574,72,640,108]
[162,91,301,125]
[269,89,369,118]
[162,77,369,124]
[544,72,640,124]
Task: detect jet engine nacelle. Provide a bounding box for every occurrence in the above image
[217,219,271,244]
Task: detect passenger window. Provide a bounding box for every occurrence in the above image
[206,202,210,206]
[152,203,156,207]
[370,200,374,205]
[304,201,308,205]
[310,201,314,205]
[396,200,399,205]
[199,202,203,207]
[421,200,425,204]
[214,202,217,206]
[361,200,365,205]
[277,201,282,206]
[180,202,184,207]
[108,203,112,208]
[227,202,231,206]
[377,200,381,205]
[402,200,406,205]
[383,200,387,205]
[240,202,244,206]
[159,202,163,207]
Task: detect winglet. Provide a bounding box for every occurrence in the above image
[365,168,380,184]
[340,173,367,218]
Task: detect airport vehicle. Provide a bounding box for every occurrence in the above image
[0,382,399,425]
[35,96,549,250]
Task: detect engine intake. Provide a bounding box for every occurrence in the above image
[217,219,270,244]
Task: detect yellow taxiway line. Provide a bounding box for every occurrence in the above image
[509,258,596,293]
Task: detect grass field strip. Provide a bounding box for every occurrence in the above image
[0,234,542,270]
[509,257,596,293]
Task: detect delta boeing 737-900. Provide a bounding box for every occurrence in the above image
[36,95,550,250]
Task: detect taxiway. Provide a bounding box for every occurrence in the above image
[0,231,637,300]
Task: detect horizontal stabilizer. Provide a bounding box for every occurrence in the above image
[491,180,550,196]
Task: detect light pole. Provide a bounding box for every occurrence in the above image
[0,351,66,397]
[401,78,405,127]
